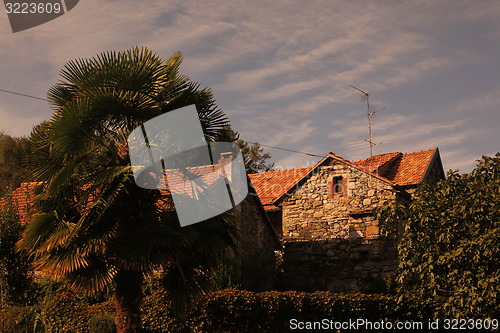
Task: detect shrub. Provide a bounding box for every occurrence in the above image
[0,194,36,306]
[0,306,44,333]
[87,313,115,333]
[141,289,437,332]
[0,289,440,332]
[377,154,500,318]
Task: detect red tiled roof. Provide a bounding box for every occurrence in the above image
[351,149,437,185]
[1,161,236,221]
[0,182,43,225]
[249,148,439,210]
[324,152,396,186]
[383,148,437,186]
[156,164,230,210]
[248,166,315,210]
[2,149,440,220]
[352,152,401,173]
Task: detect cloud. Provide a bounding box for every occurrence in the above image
[274,145,322,170]
[440,149,484,172]
[0,103,43,136]
[451,87,500,114]
[1,0,499,176]
[240,114,317,147]
[326,111,489,172]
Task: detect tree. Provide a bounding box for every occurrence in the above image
[377,154,500,318]
[0,194,34,306]
[18,47,239,333]
[0,133,31,197]
[217,126,273,173]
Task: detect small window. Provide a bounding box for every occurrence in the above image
[333,176,343,194]
[328,176,347,198]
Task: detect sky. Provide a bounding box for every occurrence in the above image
[1,0,499,173]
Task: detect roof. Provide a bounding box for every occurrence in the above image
[1,163,231,219]
[381,148,438,186]
[250,148,441,210]
[323,152,396,186]
[2,148,442,224]
[0,163,281,238]
[155,163,235,210]
[352,152,401,173]
[0,182,43,225]
[248,166,315,210]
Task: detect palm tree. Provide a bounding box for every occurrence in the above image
[18,47,239,333]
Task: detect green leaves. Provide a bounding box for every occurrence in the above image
[0,195,35,305]
[0,133,31,197]
[216,126,274,173]
[19,213,57,253]
[378,154,500,318]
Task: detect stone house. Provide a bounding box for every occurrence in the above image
[249,148,445,292]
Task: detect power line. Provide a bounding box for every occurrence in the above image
[0,88,325,158]
[247,141,323,157]
[0,89,48,102]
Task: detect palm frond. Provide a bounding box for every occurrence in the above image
[35,246,90,278]
[47,84,76,108]
[18,213,57,253]
[64,256,118,295]
[20,47,237,299]
[160,259,215,317]
[163,83,229,142]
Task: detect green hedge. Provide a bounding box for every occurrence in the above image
[1,289,437,332]
[142,290,436,332]
[0,292,115,333]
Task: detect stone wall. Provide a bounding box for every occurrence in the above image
[278,158,407,292]
[228,193,280,291]
[281,238,398,292]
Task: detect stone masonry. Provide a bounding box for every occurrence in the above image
[278,157,408,292]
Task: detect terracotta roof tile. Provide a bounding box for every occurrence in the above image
[1,161,236,221]
[2,148,439,221]
[0,182,43,225]
[249,148,439,210]
[383,148,437,186]
[352,152,401,173]
[156,164,230,210]
[249,166,315,210]
[325,152,395,185]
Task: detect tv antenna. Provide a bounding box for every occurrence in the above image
[349,85,384,158]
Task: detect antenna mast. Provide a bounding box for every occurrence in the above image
[349,85,380,158]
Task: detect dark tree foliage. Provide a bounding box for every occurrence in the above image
[0,195,35,306]
[217,126,274,173]
[377,154,500,318]
[0,133,31,197]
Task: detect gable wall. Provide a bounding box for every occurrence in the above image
[281,159,397,240]
[278,159,404,292]
[424,156,445,185]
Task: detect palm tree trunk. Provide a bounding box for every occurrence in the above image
[114,270,143,333]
